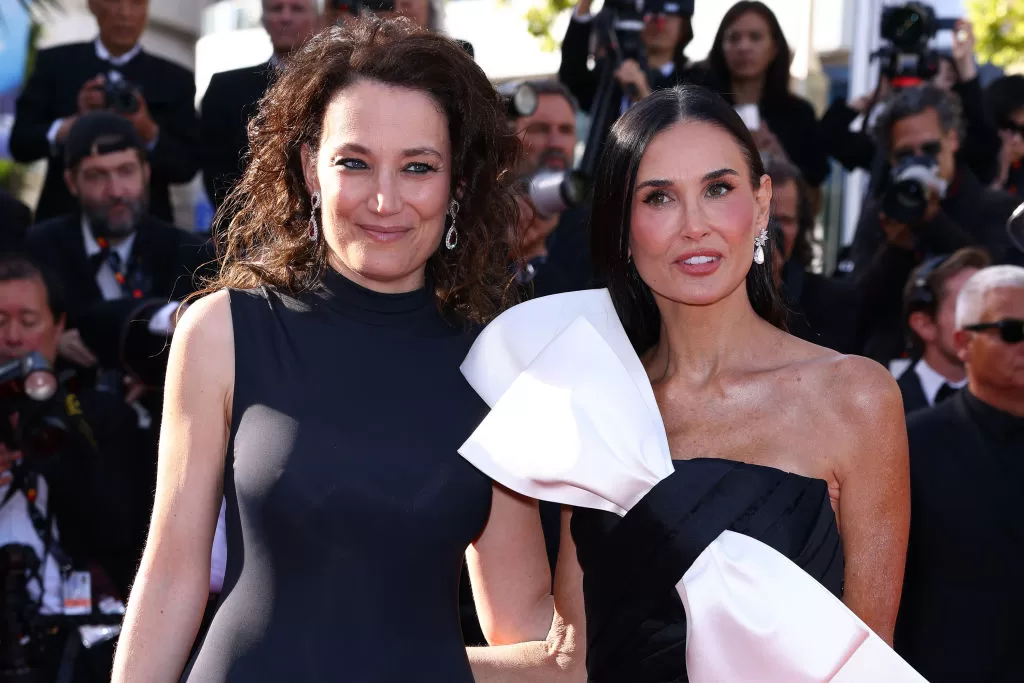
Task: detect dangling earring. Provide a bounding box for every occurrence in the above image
[445,199,460,250]
[308,191,321,242]
[753,227,768,265]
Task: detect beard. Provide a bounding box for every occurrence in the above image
[536,148,571,171]
[83,193,147,240]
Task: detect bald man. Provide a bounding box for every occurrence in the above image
[200,0,320,211]
[895,265,1024,683]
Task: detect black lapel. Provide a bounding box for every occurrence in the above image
[69,215,104,304]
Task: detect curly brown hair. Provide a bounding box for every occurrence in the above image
[208,15,522,324]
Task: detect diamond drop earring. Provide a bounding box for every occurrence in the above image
[753,227,768,265]
[308,191,321,242]
[445,199,460,250]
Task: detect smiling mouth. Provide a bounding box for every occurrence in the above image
[359,225,411,243]
[680,255,719,265]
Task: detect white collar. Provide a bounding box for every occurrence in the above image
[95,38,142,67]
[914,357,968,406]
[658,62,675,77]
[81,217,136,262]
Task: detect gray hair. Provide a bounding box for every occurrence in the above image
[954,265,1024,329]
[874,84,964,153]
[523,79,580,114]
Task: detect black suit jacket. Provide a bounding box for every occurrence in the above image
[25,214,214,383]
[200,61,275,209]
[895,363,928,415]
[895,392,1024,682]
[10,41,200,223]
[0,188,32,251]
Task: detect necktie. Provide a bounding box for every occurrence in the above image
[98,245,143,299]
[935,383,959,405]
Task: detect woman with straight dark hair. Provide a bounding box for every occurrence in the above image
[460,85,922,680]
[112,16,562,682]
[702,1,829,187]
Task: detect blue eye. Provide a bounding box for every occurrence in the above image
[336,158,368,170]
[405,162,437,174]
[706,182,733,198]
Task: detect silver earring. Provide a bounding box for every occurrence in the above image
[753,227,768,265]
[445,199,460,250]
[308,191,321,242]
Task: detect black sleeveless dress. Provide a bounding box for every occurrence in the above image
[181,269,493,682]
[571,457,844,682]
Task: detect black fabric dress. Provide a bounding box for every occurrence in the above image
[181,268,493,682]
[571,458,844,682]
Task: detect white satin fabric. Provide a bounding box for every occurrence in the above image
[458,289,926,682]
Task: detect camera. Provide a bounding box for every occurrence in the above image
[0,352,66,460]
[525,170,587,219]
[881,154,948,225]
[330,0,394,15]
[1009,201,1024,254]
[102,72,140,116]
[875,3,956,86]
[498,81,539,120]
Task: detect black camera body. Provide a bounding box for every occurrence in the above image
[330,0,394,15]
[876,2,957,85]
[103,75,140,115]
[881,153,948,225]
[0,353,65,461]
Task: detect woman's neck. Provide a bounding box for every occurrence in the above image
[647,49,674,72]
[731,76,766,106]
[646,285,773,387]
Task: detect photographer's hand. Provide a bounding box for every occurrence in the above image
[614,60,651,103]
[951,19,977,82]
[59,329,98,368]
[879,213,916,251]
[54,75,108,144]
[124,91,160,146]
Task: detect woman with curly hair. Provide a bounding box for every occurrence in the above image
[112,16,561,682]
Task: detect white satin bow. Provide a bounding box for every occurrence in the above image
[458,289,927,682]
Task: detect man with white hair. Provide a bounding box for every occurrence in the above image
[200,0,321,212]
[895,264,1024,683]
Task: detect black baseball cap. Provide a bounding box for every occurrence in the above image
[64,111,146,169]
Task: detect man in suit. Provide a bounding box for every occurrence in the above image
[895,265,1024,683]
[895,247,990,414]
[25,112,212,389]
[0,188,33,251]
[9,0,199,223]
[200,0,319,211]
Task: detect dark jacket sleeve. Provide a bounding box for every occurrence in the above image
[145,63,200,184]
[783,99,830,187]
[9,48,60,164]
[199,72,236,207]
[559,17,598,113]
[819,98,876,172]
[953,77,1001,186]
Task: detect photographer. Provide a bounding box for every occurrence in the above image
[558,0,694,114]
[10,0,200,224]
[0,253,146,680]
[848,84,1020,366]
[985,74,1024,196]
[510,81,591,297]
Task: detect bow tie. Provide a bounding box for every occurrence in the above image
[935,382,960,405]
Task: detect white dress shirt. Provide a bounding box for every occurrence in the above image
[0,478,63,615]
[914,357,968,407]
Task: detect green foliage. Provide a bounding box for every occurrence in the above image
[967,0,1024,69]
[523,0,576,51]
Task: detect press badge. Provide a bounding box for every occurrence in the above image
[63,571,92,615]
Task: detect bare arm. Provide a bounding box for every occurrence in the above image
[469,507,587,682]
[111,291,234,682]
[834,356,911,644]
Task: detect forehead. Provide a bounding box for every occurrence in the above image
[264,0,313,10]
[891,108,943,142]
[76,147,143,173]
[726,11,771,34]
[637,120,750,183]
[527,94,575,125]
[772,179,798,212]
[982,286,1024,319]
[0,277,49,310]
[321,80,450,154]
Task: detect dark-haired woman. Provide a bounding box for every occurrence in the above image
[700,1,829,189]
[461,84,919,680]
[112,17,557,682]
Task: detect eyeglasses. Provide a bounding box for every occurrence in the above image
[1000,121,1024,137]
[893,140,942,163]
[963,319,1024,344]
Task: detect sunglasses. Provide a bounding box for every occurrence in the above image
[964,319,1024,344]
[1000,121,1024,137]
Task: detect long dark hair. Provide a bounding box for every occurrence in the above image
[209,15,520,325]
[706,1,792,108]
[590,84,785,354]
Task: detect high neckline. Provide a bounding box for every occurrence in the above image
[314,266,435,325]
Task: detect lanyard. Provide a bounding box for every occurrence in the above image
[96,237,144,299]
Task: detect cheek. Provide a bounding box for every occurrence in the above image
[630,204,678,258]
[710,195,756,243]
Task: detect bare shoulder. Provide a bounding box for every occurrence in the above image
[169,291,235,404]
[824,354,904,427]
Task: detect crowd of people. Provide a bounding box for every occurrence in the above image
[0,0,1021,681]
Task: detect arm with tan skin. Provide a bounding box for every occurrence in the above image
[832,356,911,644]
[111,292,234,682]
[468,507,587,682]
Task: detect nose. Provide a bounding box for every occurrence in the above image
[678,197,711,241]
[1,323,24,355]
[370,172,402,216]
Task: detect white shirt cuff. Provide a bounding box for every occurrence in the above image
[148,302,181,335]
[572,7,593,21]
[46,119,64,157]
[146,132,159,152]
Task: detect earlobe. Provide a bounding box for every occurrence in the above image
[300,144,319,196]
[953,329,971,363]
[64,170,78,198]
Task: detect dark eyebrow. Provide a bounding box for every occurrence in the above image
[333,143,442,159]
[635,178,672,191]
[703,168,739,182]
[635,168,739,191]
